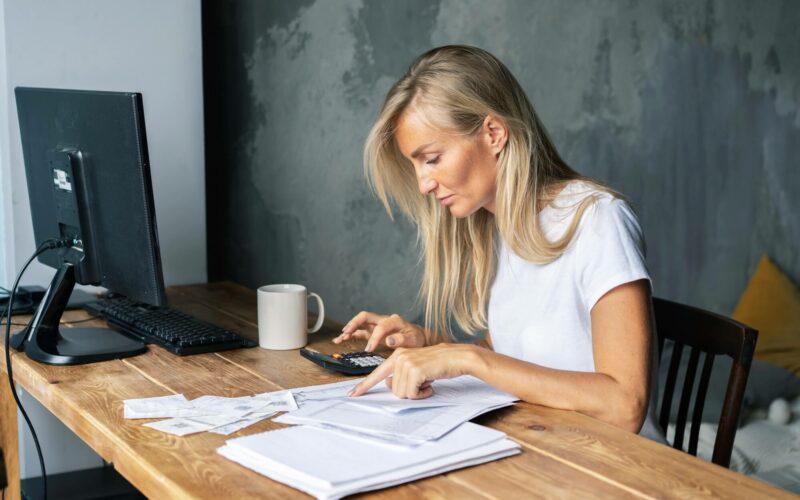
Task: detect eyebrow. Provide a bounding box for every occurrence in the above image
[410,142,436,159]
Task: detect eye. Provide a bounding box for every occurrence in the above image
[424,155,441,166]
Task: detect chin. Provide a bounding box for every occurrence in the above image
[448,202,481,219]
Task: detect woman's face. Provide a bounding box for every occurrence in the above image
[394,106,507,218]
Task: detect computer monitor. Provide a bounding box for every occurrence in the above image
[11,87,168,365]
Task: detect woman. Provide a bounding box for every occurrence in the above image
[333,45,663,440]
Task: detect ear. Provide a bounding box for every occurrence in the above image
[482,114,508,155]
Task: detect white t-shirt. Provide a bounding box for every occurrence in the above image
[487,180,665,442]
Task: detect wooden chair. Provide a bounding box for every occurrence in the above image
[653,297,758,468]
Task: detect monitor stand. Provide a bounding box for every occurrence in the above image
[10,262,146,365]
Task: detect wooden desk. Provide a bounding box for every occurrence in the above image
[0,283,790,499]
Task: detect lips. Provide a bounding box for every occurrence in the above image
[437,194,455,206]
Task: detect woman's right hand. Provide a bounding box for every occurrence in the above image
[332,311,429,352]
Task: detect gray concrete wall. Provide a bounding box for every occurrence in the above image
[205,0,799,324]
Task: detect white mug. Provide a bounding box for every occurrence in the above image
[257,284,325,350]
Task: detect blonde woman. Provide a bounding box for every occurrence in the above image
[333,45,664,440]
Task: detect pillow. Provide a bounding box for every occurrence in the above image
[657,341,800,424]
[733,255,800,375]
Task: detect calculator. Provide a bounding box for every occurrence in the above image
[300,349,385,375]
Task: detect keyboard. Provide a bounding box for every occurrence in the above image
[84,296,257,356]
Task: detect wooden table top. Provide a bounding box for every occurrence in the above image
[0,282,791,499]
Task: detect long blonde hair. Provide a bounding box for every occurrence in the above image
[364,45,611,339]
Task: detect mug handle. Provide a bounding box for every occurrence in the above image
[307,292,325,333]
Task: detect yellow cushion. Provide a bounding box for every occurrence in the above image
[732,256,800,374]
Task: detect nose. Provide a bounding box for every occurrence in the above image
[416,170,438,196]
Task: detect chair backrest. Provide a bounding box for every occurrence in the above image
[652,297,758,468]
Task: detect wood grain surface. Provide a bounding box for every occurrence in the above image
[0,364,21,500]
[0,282,792,499]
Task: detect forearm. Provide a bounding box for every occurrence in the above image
[462,345,647,433]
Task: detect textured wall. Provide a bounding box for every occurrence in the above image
[204,0,800,326]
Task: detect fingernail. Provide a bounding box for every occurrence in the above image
[347,388,356,397]
[341,325,348,332]
[386,337,395,347]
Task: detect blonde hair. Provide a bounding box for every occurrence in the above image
[364,45,613,339]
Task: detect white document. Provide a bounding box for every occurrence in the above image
[144,417,217,436]
[210,412,277,436]
[288,375,517,413]
[252,390,299,412]
[217,422,521,499]
[189,396,264,416]
[275,398,514,445]
[143,411,278,437]
[190,391,296,416]
[349,375,518,413]
[124,394,204,419]
[128,391,297,437]
[290,378,361,406]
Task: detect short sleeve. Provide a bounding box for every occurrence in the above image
[575,197,651,311]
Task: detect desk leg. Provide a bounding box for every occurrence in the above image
[0,375,21,500]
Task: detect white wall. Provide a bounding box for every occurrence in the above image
[2,0,207,288]
[0,0,206,479]
[0,0,9,285]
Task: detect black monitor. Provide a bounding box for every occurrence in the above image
[11,87,168,365]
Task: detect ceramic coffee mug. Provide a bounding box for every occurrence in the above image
[257,284,325,350]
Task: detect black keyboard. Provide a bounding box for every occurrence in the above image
[84,296,257,355]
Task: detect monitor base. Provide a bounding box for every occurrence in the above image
[10,262,146,365]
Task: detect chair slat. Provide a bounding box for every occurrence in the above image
[674,346,701,451]
[689,352,715,456]
[659,341,683,434]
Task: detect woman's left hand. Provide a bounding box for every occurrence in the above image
[348,343,479,399]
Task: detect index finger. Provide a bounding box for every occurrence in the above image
[348,356,394,397]
[342,310,385,334]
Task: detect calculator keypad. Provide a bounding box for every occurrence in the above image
[335,352,384,368]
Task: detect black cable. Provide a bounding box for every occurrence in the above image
[5,237,71,500]
[4,241,50,500]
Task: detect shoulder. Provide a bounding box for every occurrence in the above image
[569,185,647,266]
[542,180,639,240]
[582,192,639,232]
[580,192,642,241]
[545,181,645,258]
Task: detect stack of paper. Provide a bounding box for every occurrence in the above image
[217,375,521,497]
[218,421,520,499]
[124,390,297,436]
